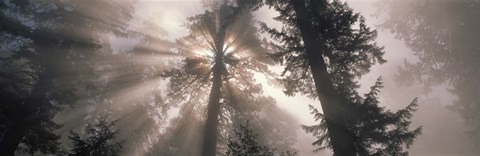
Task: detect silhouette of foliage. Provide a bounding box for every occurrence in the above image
[261,0,385,98]
[226,121,297,156]
[0,0,134,155]
[65,113,122,156]
[303,77,422,155]
[226,122,275,156]
[158,0,296,155]
[260,0,386,154]
[377,0,480,144]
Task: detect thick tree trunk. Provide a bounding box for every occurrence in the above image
[0,123,29,156]
[0,71,53,156]
[201,67,223,156]
[290,0,356,155]
[202,26,226,156]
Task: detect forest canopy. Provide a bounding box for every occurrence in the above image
[1,0,477,155]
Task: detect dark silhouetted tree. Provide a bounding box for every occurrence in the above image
[377,0,480,145]
[159,0,296,155]
[303,77,421,155]
[0,0,134,155]
[65,113,122,156]
[260,0,385,155]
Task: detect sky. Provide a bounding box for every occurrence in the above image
[109,0,477,155]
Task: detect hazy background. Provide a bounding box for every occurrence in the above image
[106,0,476,155]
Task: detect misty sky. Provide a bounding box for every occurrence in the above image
[107,0,475,155]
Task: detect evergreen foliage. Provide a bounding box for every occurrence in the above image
[158,0,296,155]
[377,0,480,144]
[0,0,435,155]
[226,122,297,156]
[66,113,122,156]
[261,0,385,98]
[0,0,134,155]
[259,0,392,155]
[303,77,422,155]
[226,122,275,156]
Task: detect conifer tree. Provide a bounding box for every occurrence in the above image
[225,122,275,156]
[377,0,480,145]
[66,113,122,156]
[260,0,386,155]
[0,0,134,155]
[303,77,422,155]
[225,122,297,156]
[160,0,296,155]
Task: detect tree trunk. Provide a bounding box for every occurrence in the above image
[201,68,222,156]
[0,123,29,156]
[0,71,53,156]
[290,0,356,155]
[202,26,226,156]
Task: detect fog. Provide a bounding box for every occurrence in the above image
[1,0,479,155]
[124,0,477,155]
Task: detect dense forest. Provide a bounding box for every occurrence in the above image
[0,0,478,156]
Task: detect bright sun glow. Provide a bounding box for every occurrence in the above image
[223,44,235,54]
[194,49,214,58]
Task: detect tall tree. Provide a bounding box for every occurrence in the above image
[376,0,480,145]
[260,0,385,155]
[160,1,296,155]
[0,0,134,155]
[303,77,421,155]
